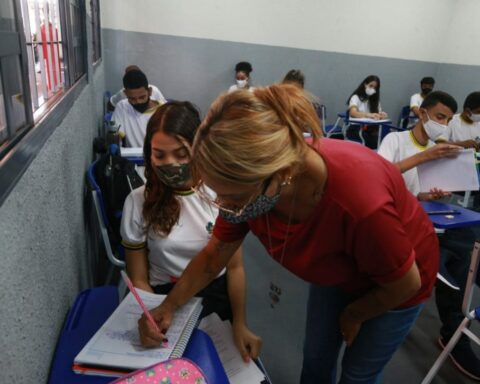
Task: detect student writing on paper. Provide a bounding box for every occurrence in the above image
[347,75,389,149]
[139,84,440,383]
[120,101,261,362]
[107,65,166,112]
[112,70,163,147]
[378,91,480,380]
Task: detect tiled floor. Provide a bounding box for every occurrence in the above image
[242,233,479,384]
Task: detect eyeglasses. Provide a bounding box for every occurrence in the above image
[192,177,272,217]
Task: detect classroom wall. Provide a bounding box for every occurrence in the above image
[101,0,480,123]
[0,30,106,384]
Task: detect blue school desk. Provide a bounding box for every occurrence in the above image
[421,201,480,229]
[338,113,392,148]
[48,286,229,384]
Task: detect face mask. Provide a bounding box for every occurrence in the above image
[236,79,247,88]
[365,86,376,96]
[421,87,433,95]
[219,192,280,224]
[132,99,150,113]
[155,163,191,188]
[423,112,448,141]
[469,113,480,122]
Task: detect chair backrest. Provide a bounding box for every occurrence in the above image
[462,240,480,319]
[398,105,411,129]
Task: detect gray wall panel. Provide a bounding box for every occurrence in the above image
[103,29,461,125]
[0,64,105,383]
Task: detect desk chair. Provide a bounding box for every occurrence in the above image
[398,105,413,129]
[422,240,480,384]
[87,159,126,284]
[316,105,343,138]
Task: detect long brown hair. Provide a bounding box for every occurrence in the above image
[143,101,200,236]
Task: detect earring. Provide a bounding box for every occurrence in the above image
[280,176,292,187]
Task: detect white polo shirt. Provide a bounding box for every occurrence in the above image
[446,113,480,142]
[348,94,383,113]
[120,186,224,286]
[377,130,435,197]
[112,100,161,147]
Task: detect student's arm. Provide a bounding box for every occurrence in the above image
[226,248,262,362]
[394,143,462,173]
[411,106,420,118]
[125,248,154,293]
[138,235,244,347]
[349,105,381,119]
[340,262,421,346]
[443,139,479,151]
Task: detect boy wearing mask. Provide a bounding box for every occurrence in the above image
[112,70,162,147]
[410,77,435,119]
[378,91,480,381]
[445,91,480,151]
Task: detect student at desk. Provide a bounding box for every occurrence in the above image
[120,101,261,362]
[140,84,439,384]
[347,75,389,149]
[410,77,435,123]
[445,91,480,151]
[228,61,255,93]
[378,91,480,381]
[112,69,163,147]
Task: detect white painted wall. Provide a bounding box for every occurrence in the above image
[101,0,479,65]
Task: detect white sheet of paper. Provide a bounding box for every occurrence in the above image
[417,148,479,193]
[199,313,265,384]
[120,147,143,157]
[348,117,391,124]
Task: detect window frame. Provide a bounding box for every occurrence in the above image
[0,0,90,207]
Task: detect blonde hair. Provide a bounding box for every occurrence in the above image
[192,84,322,185]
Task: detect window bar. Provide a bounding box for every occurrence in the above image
[20,0,39,110]
[42,0,56,94]
[50,0,61,88]
[33,0,48,102]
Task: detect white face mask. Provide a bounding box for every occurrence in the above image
[423,112,448,141]
[469,113,480,122]
[365,86,376,96]
[236,79,247,88]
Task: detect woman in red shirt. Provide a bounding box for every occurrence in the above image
[138,84,439,383]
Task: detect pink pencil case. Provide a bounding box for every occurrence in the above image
[109,358,208,384]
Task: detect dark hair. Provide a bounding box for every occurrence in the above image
[143,101,201,236]
[123,69,149,90]
[463,91,480,111]
[283,69,305,87]
[235,61,253,74]
[421,77,435,85]
[347,75,381,113]
[420,91,457,113]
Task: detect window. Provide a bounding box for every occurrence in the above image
[0,0,88,159]
[90,0,101,64]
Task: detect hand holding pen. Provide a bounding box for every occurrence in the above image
[120,270,169,348]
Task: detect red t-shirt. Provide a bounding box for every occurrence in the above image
[213,139,439,308]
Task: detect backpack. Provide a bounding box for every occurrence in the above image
[94,152,144,244]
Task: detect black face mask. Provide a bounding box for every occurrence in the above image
[132,99,150,113]
[421,87,433,95]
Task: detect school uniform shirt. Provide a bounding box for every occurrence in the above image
[112,100,161,147]
[213,139,438,309]
[110,84,166,107]
[120,185,224,286]
[445,113,480,142]
[377,130,435,197]
[410,93,424,111]
[348,94,382,113]
[227,84,256,93]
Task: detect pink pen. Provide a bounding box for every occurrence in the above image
[120,270,169,346]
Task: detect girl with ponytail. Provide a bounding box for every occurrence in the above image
[139,85,438,384]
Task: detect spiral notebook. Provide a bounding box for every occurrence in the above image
[73,290,202,377]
